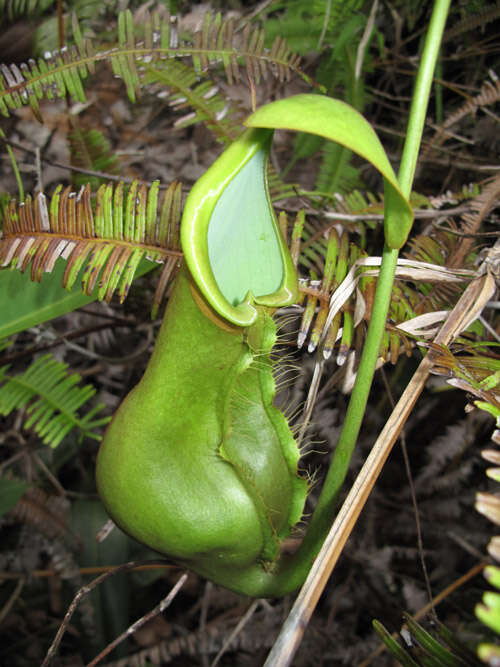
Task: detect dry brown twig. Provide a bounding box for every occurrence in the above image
[86,572,188,667]
[41,559,178,667]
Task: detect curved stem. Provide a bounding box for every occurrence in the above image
[299,0,452,563]
[271,0,451,596]
[299,246,398,544]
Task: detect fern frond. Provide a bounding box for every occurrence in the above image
[0,0,50,23]
[6,481,77,544]
[186,11,307,87]
[450,172,500,267]
[0,40,93,121]
[424,73,500,158]
[144,59,244,144]
[315,142,365,195]
[0,180,183,316]
[406,225,463,313]
[0,9,311,122]
[405,176,499,314]
[68,124,121,189]
[294,212,476,367]
[0,354,110,447]
[444,1,500,43]
[261,0,364,56]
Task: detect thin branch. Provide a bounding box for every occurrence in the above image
[86,572,188,667]
[0,136,169,189]
[0,563,175,581]
[210,599,262,667]
[380,367,436,620]
[41,560,173,667]
[0,323,131,366]
[432,222,500,238]
[0,577,25,625]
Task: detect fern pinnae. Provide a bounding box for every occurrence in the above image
[0,9,310,124]
[145,59,243,143]
[444,2,500,43]
[113,9,141,103]
[0,0,48,22]
[0,354,109,447]
[424,74,500,160]
[0,180,183,312]
[69,125,121,190]
[451,172,500,268]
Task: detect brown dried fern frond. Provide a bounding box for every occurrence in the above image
[0,180,183,317]
[424,73,500,158]
[105,605,279,667]
[443,2,500,43]
[406,223,465,313]
[448,171,500,268]
[7,483,77,546]
[405,174,500,314]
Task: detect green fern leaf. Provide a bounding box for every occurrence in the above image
[262,0,364,55]
[0,180,183,316]
[144,59,244,144]
[0,42,93,119]
[0,0,52,23]
[0,9,312,124]
[0,354,110,447]
[316,142,365,195]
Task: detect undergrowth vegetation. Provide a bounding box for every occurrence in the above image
[0,0,499,665]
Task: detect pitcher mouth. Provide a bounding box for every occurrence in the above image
[180,127,298,327]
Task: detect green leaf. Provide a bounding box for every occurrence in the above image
[372,620,420,667]
[484,565,500,591]
[403,614,465,667]
[0,260,96,339]
[474,401,500,420]
[436,623,483,667]
[403,614,468,667]
[476,591,500,635]
[477,643,500,665]
[0,257,158,340]
[245,94,414,248]
[0,477,29,518]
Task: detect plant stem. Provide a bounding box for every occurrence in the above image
[398,0,451,198]
[299,245,398,550]
[283,0,453,587]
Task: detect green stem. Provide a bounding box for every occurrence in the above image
[278,0,452,593]
[398,0,451,198]
[434,58,443,125]
[314,0,451,505]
